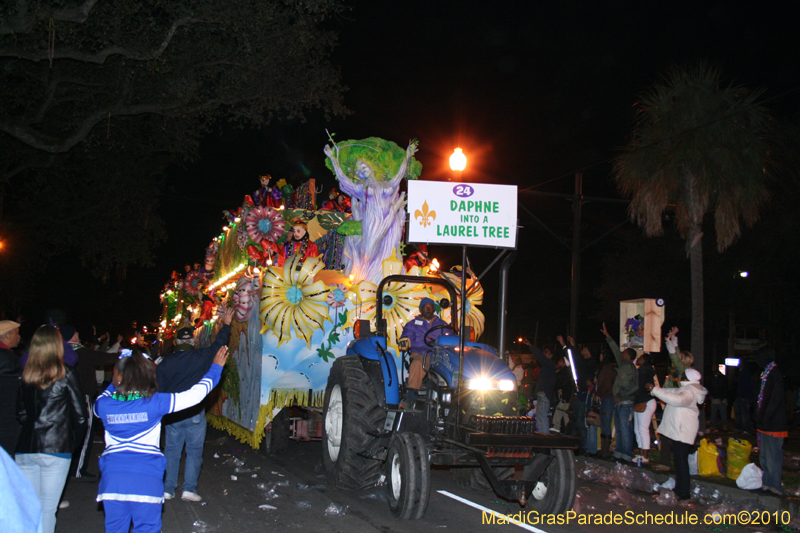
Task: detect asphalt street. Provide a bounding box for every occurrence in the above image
[54,426,788,533]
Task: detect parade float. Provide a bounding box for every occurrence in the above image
[158,137,489,449]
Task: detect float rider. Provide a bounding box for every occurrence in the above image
[399,298,448,406]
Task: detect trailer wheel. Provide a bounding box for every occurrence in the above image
[259,408,290,456]
[523,449,576,514]
[386,433,431,520]
[451,466,515,491]
[322,355,386,489]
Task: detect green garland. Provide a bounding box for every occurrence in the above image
[221,357,241,418]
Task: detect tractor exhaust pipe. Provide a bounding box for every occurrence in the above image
[497,251,517,363]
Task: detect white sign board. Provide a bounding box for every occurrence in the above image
[407,181,518,248]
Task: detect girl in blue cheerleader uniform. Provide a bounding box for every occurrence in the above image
[94,346,228,532]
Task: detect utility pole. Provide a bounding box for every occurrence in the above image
[519,177,628,342]
[569,174,582,339]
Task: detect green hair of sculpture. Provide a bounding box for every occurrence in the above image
[325,137,422,182]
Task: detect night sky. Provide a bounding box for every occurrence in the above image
[28,1,800,348]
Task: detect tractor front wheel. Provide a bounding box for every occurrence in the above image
[386,433,431,520]
[523,449,576,514]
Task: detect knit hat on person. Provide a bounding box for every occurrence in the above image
[0,320,20,336]
[176,327,194,341]
[684,368,702,382]
[60,326,77,343]
[755,346,776,369]
[419,297,435,311]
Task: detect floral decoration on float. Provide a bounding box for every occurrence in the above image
[439,268,485,339]
[348,252,427,351]
[183,269,205,298]
[259,254,329,347]
[245,206,285,245]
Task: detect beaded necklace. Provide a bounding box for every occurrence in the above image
[756,361,777,446]
[284,235,309,259]
[112,390,145,401]
[758,361,776,410]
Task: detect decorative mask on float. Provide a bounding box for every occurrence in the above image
[204,241,220,272]
[232,272,261,322]
[290,218,308,242]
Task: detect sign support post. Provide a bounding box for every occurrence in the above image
[458,244,468,413]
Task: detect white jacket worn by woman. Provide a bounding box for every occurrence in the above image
[650,380,708,445]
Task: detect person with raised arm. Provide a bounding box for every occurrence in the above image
[95,345,229,532]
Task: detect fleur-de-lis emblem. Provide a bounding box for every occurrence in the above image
[414,200,436,228]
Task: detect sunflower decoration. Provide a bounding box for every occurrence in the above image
[351,279,428,351]
[440,269,485,339]
[245,206,284,245]
[259,255,329,347]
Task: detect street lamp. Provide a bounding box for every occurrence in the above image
[449,148,466,181]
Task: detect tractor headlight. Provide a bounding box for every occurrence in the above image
[498,379,516,392]
[467,378,492,391]
[466,378,516,391]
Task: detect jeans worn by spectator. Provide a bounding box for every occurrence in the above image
[600,397,615,437]
[633,398,657,452]
[574,392,597,454]
[760,433,784,494]
[734,398,753,433]
[164,410,207,496]
[613,401,634,461]
[668,436,692,500]
[15,453,71,533]
[535,392,550,435]
[709,399,728,430]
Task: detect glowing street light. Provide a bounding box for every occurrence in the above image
[449,148,467,172]
[739,271,749,278]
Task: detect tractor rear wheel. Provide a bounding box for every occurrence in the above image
[322,355,386,489]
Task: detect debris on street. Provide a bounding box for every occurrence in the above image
[324,503,349,516]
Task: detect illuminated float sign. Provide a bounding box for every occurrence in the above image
[407,181,517,248]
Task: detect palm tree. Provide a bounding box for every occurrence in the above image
[614,64,772,372]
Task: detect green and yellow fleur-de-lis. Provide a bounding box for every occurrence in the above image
[414,200,436,227]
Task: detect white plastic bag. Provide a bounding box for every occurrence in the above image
[688,451,698,476]
[736,463,762,490]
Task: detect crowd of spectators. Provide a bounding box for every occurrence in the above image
[0,312,233,533]
[508,323,788,499]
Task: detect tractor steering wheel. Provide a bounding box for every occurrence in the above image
[424,324,458,347]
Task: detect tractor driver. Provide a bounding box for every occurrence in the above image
[399,298,449,402]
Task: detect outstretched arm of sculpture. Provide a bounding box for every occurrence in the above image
[323,143,362,200]
[386,141,419,189]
